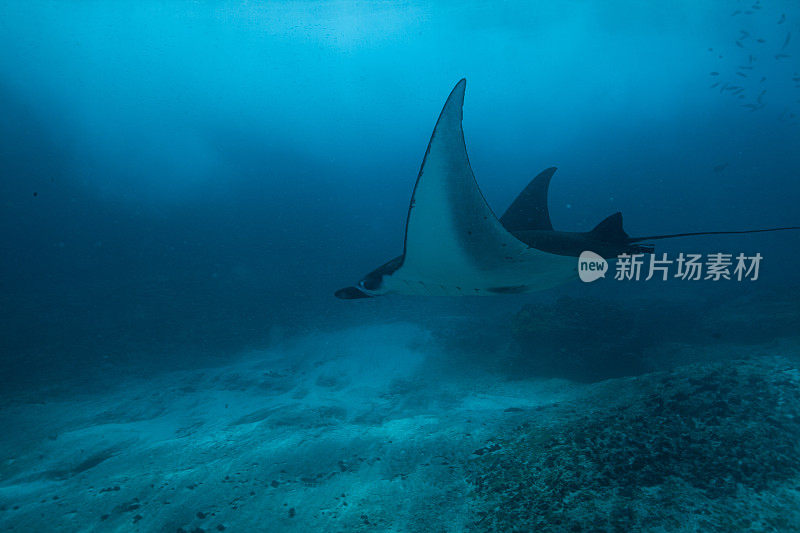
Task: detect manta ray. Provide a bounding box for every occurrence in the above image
[336,79,799,299]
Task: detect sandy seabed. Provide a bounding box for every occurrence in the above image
[1,322,799,532]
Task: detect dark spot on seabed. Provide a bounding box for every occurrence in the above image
[487,285,526,294]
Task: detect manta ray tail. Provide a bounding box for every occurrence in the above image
[629,226,800,243]
[590,212,799,252]
[589,212,653,254]
[590,212,629,241]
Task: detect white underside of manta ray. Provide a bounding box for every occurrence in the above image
[335,79,799,299]
[337,79,576,298]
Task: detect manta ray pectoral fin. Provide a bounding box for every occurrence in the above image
[382,79,575,294]
[500,167,557,232]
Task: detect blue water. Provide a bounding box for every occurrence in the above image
[1,1,800,530]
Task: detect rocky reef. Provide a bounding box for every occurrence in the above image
[469,356,800,531]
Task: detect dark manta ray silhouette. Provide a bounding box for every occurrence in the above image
[336,79,799,299]
[500,167,799,259]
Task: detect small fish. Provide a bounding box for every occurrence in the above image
[760,76,767,82]
[736,72,747,77]
[736,41,743,48]
[775,54,791,60]
[710,82,720,88]
[744,10,754,15]
[739,30,750,39]
[720,82,729,93]
[792,77,800,82]
[713,163,729,173]
[732,10,741,16]
[732,88,745,95]
[752,4,761,9]
[710,71,719,76]
[708,47,713,52]
[738,94,746,99]
[738,65,753,70]
[778,13,786,24]
[757,38,765,43]
[749,54,755,63]
[782,33,791,50]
